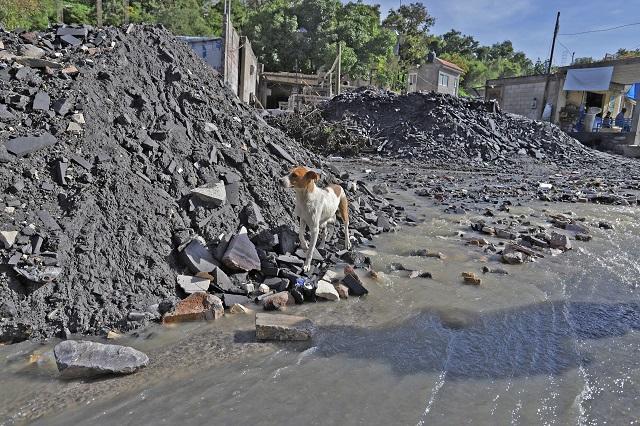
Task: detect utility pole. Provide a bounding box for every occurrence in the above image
[336,41,342,95]
[547,11,560,74]
[571,51,575,65]
[96,0,103,27]
[541,11,560,121]
[56,0,64,23]
[123,0,130,25]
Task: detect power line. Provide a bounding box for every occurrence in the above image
[560,21,640,36]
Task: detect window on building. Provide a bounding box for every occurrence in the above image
[439,72,449,87]
[408,73,417,86]
[454,78,458,91]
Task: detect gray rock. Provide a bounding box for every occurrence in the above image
[53,98,74,116]
[32,91,50,111]
[0,230,18,249]
[60,34,82,47]
[240,201,264,229]
[549,231,571,251]
[341,273,368,296]
[0,105,15,121]
[255,313,315,341]
[18,44,45,58]
[222,229,261,271]
[211,267,235,292]
[53,340,149,378]
[191,182,226,206]
[182,238,220,273]
[267,142,295,164]
[177,275,210,294]
[16,57,63,69]
[5,133,57,157]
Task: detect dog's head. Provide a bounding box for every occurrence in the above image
[280,166,320,190]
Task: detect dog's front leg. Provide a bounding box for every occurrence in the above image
[298,217,308,251]
[303,224,319,273]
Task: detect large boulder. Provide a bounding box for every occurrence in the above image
[255,313,315,341]
[53,340,149,379]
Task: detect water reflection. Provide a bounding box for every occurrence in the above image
[312,301,640,379]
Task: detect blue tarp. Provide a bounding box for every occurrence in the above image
[626,83,640,100]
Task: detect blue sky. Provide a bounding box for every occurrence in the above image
[370,0,640,64]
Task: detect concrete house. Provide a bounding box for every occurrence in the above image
[407,52,464,96]
[485,56,640,156]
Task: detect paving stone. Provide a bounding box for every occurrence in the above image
[255,313,315,341]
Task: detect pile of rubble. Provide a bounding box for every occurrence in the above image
[271,87,624,167]
[0,25,402,343]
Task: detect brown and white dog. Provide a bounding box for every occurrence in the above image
[281,166,351,272]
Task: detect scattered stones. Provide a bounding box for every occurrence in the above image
[255,313,315,341]
[53,340,149,378]
[162,292,224,323]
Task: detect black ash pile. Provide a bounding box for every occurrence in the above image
[0,25,401,343]
[269,87,629,169]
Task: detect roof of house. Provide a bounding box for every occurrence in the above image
[436,58,464,74]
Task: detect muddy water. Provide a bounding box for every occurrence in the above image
[2,197,640,425]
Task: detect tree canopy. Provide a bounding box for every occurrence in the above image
[3,0,634,94]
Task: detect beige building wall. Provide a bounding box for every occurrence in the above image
[238,37,259,104]
[407,64,460,96]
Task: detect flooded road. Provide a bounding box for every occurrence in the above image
[2,195,640,425]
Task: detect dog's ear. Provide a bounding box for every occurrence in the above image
[305,170,320,182]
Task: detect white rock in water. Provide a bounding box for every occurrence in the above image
[53,340,149,378]
[315,280,339,301]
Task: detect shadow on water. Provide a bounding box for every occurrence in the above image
[308,300,640,380]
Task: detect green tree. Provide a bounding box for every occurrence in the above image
[0,0,57,30]
[382,2,435,67]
